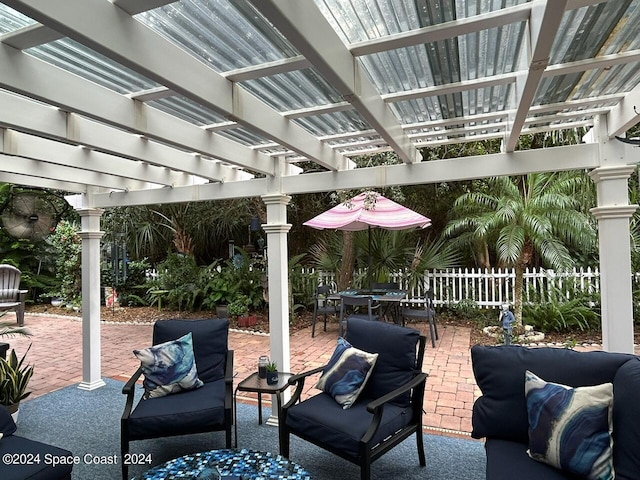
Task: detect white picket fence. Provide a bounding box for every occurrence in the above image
[311,266,606,309]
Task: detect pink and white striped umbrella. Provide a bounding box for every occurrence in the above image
[303,191,431,231]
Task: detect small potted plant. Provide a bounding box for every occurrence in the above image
[0,345,34,423]
[265,361,279,385]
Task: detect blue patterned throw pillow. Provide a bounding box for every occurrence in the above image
[134,332,204,399]
[525,370,614,480]
[315,337,378,409]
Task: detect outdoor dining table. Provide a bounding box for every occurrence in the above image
[330,289,408,324]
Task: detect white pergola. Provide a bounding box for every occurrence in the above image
[0,0,639,393]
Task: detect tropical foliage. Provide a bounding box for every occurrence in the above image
[444,172,597,324]
[523,284,600,333]
[46,220,82,303]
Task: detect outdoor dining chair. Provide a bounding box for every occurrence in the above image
[401,290,439,347]
[338,294,377,337]
[0,264,28,327]
[311,284,339,338]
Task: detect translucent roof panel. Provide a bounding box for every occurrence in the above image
[316,0,526,123]
[536,0,640,106]
[292,110,371,137]
[215,127,274,147]
[0,4,36,34]
[148,96,226,126]
[240,70,345,112]
[25,38,159,95]
[135,0,299,72]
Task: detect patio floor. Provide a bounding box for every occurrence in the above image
[6,312,627,438]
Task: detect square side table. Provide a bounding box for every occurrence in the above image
[234,371,293,448]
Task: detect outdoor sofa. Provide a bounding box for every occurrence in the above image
[471,345,640,480]
[0,405,73,480]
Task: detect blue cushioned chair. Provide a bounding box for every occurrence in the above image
[280,318,427,480]
[0,404,73,479]
[121,319,233,480]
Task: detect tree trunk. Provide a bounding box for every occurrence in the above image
[337,231,355,290]
[513,243,532,326]
[475,239,491,270]
[513,263,524,326]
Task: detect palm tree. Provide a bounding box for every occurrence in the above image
[444,172,596,324]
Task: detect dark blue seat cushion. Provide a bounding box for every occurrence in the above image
[285,392,412,458]
[153,319,228,383]
[471,345,633,442]
[0,435,73,480]
[485,439,571,480]
[128,379,226,440]
[612,357,640,480]
[345,318,419,406]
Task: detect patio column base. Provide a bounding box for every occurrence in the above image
[77,379,106,391]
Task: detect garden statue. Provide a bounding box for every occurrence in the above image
[499,303,516,345]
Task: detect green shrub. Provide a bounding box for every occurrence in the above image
[523,284,600,332]
[46,221,82,303]
[146,253,203,311]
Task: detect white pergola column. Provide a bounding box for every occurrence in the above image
[261,193,292,425]
[77,208,106,391]
[589,165,638,353]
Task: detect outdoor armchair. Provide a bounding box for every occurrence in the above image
[279,317,427,480]
[120,318,233,480]
[0,264,28,327]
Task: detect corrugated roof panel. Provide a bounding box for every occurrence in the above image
[216,127,274,147]
[0,4,35,34]
[293,110,371,136]
[26,38,158,94]
[536,0,640,105]
[147,96,225,126]
[240,70,344,111]
[136,0,298,72]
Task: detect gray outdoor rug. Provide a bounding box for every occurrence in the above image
[16,379,485,480]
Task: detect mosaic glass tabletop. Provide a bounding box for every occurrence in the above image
[134,448,311,480]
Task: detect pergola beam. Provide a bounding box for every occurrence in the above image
[93,143,600,207]
[0,90,252,183]
[0,154,148,191]
[3,0,349,172]
[0,171,86,193]
[223,56,310,83]
[0,23,63,49]
[505,0,568,152]
[2,129,192,187]
[248,0,421,164]
[0,43,274,176]
[349,3,531,57]
[607,82,640,138]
